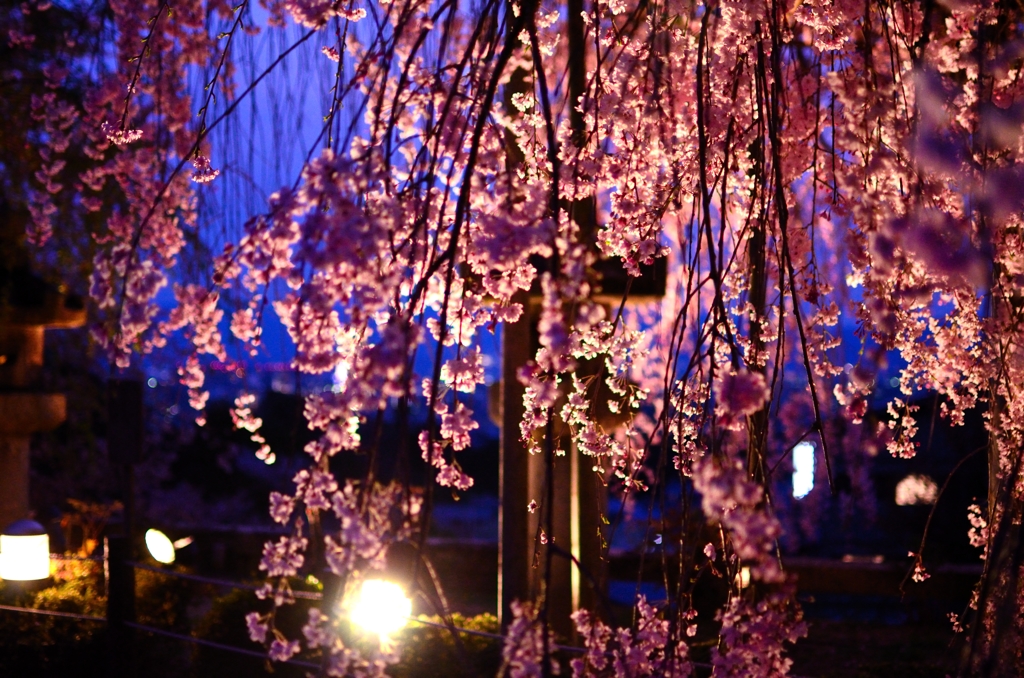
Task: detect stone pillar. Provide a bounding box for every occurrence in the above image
[0,264,86,528]
[0,326,44,386]
[0,393,67,529]
[0,436,30,532]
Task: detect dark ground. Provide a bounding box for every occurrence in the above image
[791,620,959,677]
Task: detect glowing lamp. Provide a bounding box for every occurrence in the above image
[0,520,51,581]
[145,529,193,564]
[792,441,815,499]
[895,474,938,506]
[348,579,411,637]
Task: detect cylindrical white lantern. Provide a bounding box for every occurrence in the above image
[0,519,51,581]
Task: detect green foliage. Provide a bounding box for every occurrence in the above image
[193,587,258,648]
[191,583,314,677]
[135,565,197,631]
[0,560,106,677]
[0,556,203,677]
[191,588,277,677]
[0,559,505,677]
[389,612,503,678]
[193,586,504,678]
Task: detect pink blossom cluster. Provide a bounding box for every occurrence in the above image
[693,457,784,585]
[321,481,420,574]
[570,598,692,677]
[967,504,989,559]
[500,601,562,678]
[231,392,273,463]
[908,552,931,584]
[283,0,367,27]
[254,480,419,664]
[713,370,771,431]
[712,593,806,677]
[190,154,220,183]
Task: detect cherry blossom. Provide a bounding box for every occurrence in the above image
[268,637,301,662]
[29,0,1024,671]
[571,598,692,677]
[501,601,561,678]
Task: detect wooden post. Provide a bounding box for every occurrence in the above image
[106,379,141,677]
[499,290,532,627]
[528,426,573,637]
[572,440,607,618]
[105,534,135,678]
[108,378,143,542]
[495,0,663,630]
[498,0,535,627]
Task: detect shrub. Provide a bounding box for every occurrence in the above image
[389,612,503,678]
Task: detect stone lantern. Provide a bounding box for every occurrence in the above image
[0,263,86,530]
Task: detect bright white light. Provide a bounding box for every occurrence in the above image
[348,579,411,637]
[0,532,50,581]
[736,566,751,589]
[895,474,938,506]
[332,362,349,393]
[146,529,176,564]
[792,442,815,499]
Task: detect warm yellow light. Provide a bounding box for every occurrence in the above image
[0,521,50,581]
[348,579,411,637]
[145,529,176,564]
